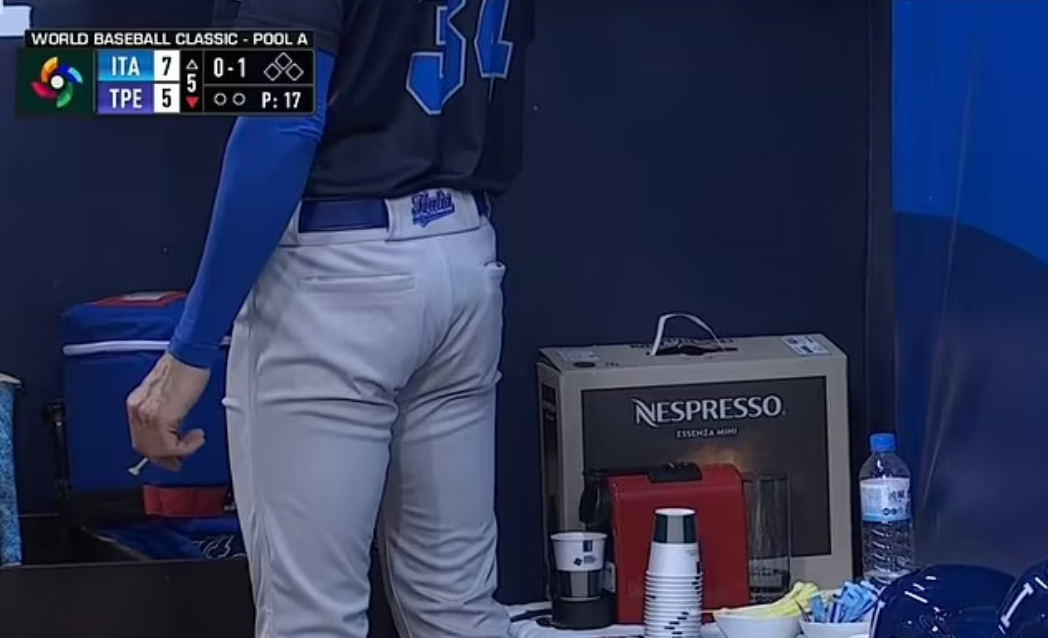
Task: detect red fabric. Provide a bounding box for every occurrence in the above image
[608,464,750,624]
[142,485,228,518]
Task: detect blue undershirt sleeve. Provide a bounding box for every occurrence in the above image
[168,51,336,369]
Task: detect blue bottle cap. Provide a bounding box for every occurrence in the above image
[870,432,896,453]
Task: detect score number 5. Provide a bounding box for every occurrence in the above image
[407,0,514,115]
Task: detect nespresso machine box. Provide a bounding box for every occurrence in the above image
[537,333,853,588]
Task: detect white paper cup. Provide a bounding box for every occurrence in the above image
[646,600,699,607]
[647,600,703,608]
[647,621,701,629]
[551,531,606,571]
[647,621,702,631]
[647,585,702,594]
[648,541,700,576]
[648,586,703,595]
[646,621,701,630]
[646,611,702,622]
[646,628,700,635]
[550,531,607,601]
[646,621,701,632]
[645,607,704,616]
[645,611,701,619]
[650,613,700,621]
[648,579,703,585]
[649,588,703,595]
[653,508,699,543]
[648,571,704,580]
[646,619,702,630]
[645,606,701,616]
[648,590,703,597]
[647,578,703,587]
[650,609,700,617]
[646,585,702,594]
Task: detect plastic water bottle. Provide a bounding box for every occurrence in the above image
[859,433,915,584]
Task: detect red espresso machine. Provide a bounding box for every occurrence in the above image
[578,463,751,624]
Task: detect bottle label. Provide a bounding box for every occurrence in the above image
[860,477,911,523]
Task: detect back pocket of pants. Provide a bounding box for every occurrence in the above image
[302,273,416,295]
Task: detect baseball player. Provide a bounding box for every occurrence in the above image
[126,0,534,636]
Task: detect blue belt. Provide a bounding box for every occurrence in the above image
[298,192,490,233]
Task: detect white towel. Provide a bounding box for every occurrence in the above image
[505,602,725,638]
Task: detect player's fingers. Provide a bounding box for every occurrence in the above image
[175,429,206,457]
[127,399,180,458]
[130,423,180,458]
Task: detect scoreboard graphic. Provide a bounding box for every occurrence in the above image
[16,29,316,116]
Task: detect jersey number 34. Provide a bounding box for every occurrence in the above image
[407,0,514,115]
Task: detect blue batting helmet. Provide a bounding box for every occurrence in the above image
[871,564,1014,638]
[997,558,1048,638]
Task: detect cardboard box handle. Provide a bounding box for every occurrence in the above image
[648,312,726,356]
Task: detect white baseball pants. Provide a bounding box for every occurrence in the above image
[224,192,509,638]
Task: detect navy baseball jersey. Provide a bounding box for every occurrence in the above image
[234,0,535,200]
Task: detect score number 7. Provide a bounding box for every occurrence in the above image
[407,0,514,115]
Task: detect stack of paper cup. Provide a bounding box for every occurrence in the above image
[645,508,703,638]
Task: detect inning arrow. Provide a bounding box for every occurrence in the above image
[186,60,198,71]
[186,96,199,109]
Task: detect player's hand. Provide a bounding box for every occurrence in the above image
[126,352,209,471]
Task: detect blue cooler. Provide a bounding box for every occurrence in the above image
[61,292,230,496]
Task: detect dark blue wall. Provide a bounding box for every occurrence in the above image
[0,0,891,602]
